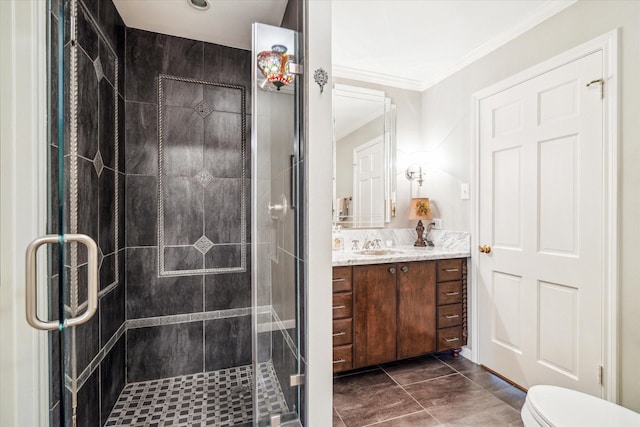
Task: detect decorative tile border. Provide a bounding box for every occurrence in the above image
[157,74,247,277]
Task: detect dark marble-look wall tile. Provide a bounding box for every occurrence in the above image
[99,252,115,291]
[99,78,116,169]
[162,176,203,245]
[77,6,98,61]
[100,335,125,427]
[100,283,124,346]
[72,311,100,374]
[125,28,203,103]
[163,79,203,108]
[163,246,204,272]
[162,106,204,177]
[99,167,116,255]
[125,175,157,247]
[126,247,203,319]
[204,178,242,243]
[77,50,99,160]
[117,173,125,250]
[204,112,243,178]
[205,315,251,371]
[203,44,251,114]
[99,0,125,56]
[80,0,99,31]
[204,260,251,311]
[77,156,99,264]
[205,244,242,269]
[125,101,158,175]
[70,366,100,427]
[118,96,125,173]
[127,322,204,382]
[272,327,298,411]
[99,38,116,88]
[203,86,243,114]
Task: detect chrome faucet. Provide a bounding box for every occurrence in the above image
[351,240,360,251]
[362,238,375,250]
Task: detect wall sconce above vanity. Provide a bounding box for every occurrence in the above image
[405,164,426,186]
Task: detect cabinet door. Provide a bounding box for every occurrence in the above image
[353,264,397,367]
[397,261,436,359]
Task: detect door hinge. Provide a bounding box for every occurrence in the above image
[598,365,604,385]
[290,373,305,387]
[587,78,604,100]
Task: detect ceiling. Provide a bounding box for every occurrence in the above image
[114,0,575,92]
[332,0,575,91]
[112,0,288,50]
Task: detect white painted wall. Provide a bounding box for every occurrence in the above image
[0,1,49,425]
[420,0,640,410]
[305,0,333,425]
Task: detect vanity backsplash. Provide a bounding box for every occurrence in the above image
[333,228,470,253]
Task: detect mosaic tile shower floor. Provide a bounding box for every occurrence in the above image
[105,363,288,427]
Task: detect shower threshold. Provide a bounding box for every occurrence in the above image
[105,362,288,426]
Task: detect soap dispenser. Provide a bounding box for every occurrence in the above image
[332,225,344,251]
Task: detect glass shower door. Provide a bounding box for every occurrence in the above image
[252,23,304,426]
[26,1,104,425]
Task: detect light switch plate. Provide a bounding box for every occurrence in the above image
[460,183,470,200]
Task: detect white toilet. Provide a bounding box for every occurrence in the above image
[522,385,640,427]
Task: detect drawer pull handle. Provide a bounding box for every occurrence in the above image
[333,358,346,364]
[389,267,396,274]
[401,266,409,273]
[444,268,460,273]
[444,337,460,343]
[444,314,459,319]
[332,278,346,282]
[333,305,346,310]
[443,291,460,296]
[333,331,346,337]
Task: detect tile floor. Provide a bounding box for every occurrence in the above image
[105,362,288,427]
[333,352,526,427]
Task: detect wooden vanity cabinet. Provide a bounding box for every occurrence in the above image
[332,266,354,373]
[353,263,398,367]
[334,257,467,372]
[352,261,436,368]
[435,258,467,352]
[397,261,436,359]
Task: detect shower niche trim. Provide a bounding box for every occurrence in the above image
[157,74,247,276]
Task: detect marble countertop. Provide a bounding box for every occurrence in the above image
[332,245,470,266]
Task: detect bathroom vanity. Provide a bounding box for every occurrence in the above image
[332,250,468,373]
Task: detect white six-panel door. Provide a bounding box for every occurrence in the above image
[353,136,385,228]
[478,50,604,396]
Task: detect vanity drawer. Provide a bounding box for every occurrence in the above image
[437,281,463,305]
[437,326,463,351]
[333,266,353,293]
[333,318,353,346]
[437,259,463,282]
[332,292,353,319]
[437,303,462,328]
[333,345,353,373]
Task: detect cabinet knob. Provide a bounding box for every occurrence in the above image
[389,267,396,274]
[401,266,409,273]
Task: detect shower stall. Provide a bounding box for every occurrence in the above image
[29,1,306,426]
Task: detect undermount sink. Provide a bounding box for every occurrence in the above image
[355,248,403,256]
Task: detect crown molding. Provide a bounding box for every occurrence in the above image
[333,65,427,92]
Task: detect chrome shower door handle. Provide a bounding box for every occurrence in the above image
[25,233,99,331]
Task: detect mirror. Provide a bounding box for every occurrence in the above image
[333,84,396,228]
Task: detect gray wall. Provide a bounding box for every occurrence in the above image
[419,0,640,409]
[124,27,252,383]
